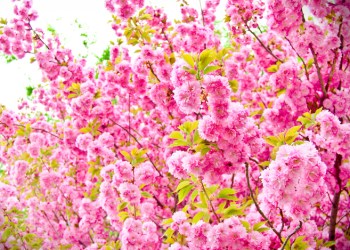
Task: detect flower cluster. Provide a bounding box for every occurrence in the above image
[260,142,328,220]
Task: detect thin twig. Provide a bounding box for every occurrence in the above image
[108,119,163,177]
[245,163,283,243]
[285,36,309,80]
[27,20,62,65]
[152,193,165,208]
[328,153,343,250]
[281,221,303,250]
[244,20,283,63]
[146,61,161,82]
[279,208,285,234]
[0,122,62,140]
[199,178,220,223]
[128,94,131,144]
[327,50,338,91]
[230,174,235,188]
[309,43,327,99]
[161,28,174,53]
[198,0,205,26]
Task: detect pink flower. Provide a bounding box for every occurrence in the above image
[198,115,219,142]
[134,161,157,185]
[28,143,40,158]
[113,160,133,185]
[166,151,191,179]
[118,182,141,205]
[75,133,93,151]
[173,80,201,114]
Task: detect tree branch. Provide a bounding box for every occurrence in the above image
[108,119,163,177]
[281,221,303,250]
[244,20,283,63]
[328,153,343,250]
[199,178,220,223]
[285,36,309,80]
[309,43,327,100]
[146,61,161,82]
[0,122,62,140]
[245,163,283,243]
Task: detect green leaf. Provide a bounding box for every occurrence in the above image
[292,236,309,250]
[177,185,193,204]
[198,49,216,71]
[264,136,279,146]
[206,185,219,196]
[199,191,207,208]
[26,86,35,97]
[169,140,189,147]
[162,218,173,225]
[259,161,270,167]
[141,191,153,198]
[79,127,91,134]
[140,14,152,20]
[193,130,202,144]
[256,227,270,232]
[175,180,191,192]
[192,211,205,224]
[190,189,199,202]
[118,211,129,222]
[120,151,131,162]
[216,201,227,214]
[253,221,266,231]
[182,53,195,68]
[179,121,198,134]
[23,233,36,243]
[241,220,250,232]
[163,227,174,238]
[323,241,336,247]
[217,188,237,201]
[223,206,245,217]
[1,228,11,242]
[203,65,220,74]
[183,66,197,75]
[285,125,301,144]
[267,64,279,73]
[118,202,128,211]
[59,244,74,250]
[195,143,211,156]
[168,131,185,140]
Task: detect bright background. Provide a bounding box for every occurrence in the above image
[0,0,226,110]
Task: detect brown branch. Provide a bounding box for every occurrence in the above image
[328,153,343,250]
[285,36,309,80]
[245,163,283,243]
[309,43,327,100]
[27,20,62,65]
[245,162,283,243]
[146,61,161,82]
[327,50,338,91]
[152,193,165,209]
[108,119,163,177]
[199,178,220,223]
[244,20,283,63]
[281,221,303,250]
[198,0,205,26]
[161,28,174,54]
[0,122,62,140]
[230,174,235,188]
[279,208,285,234]
[338,16,344,71]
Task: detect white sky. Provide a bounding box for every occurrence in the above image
[0,0,226,110]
